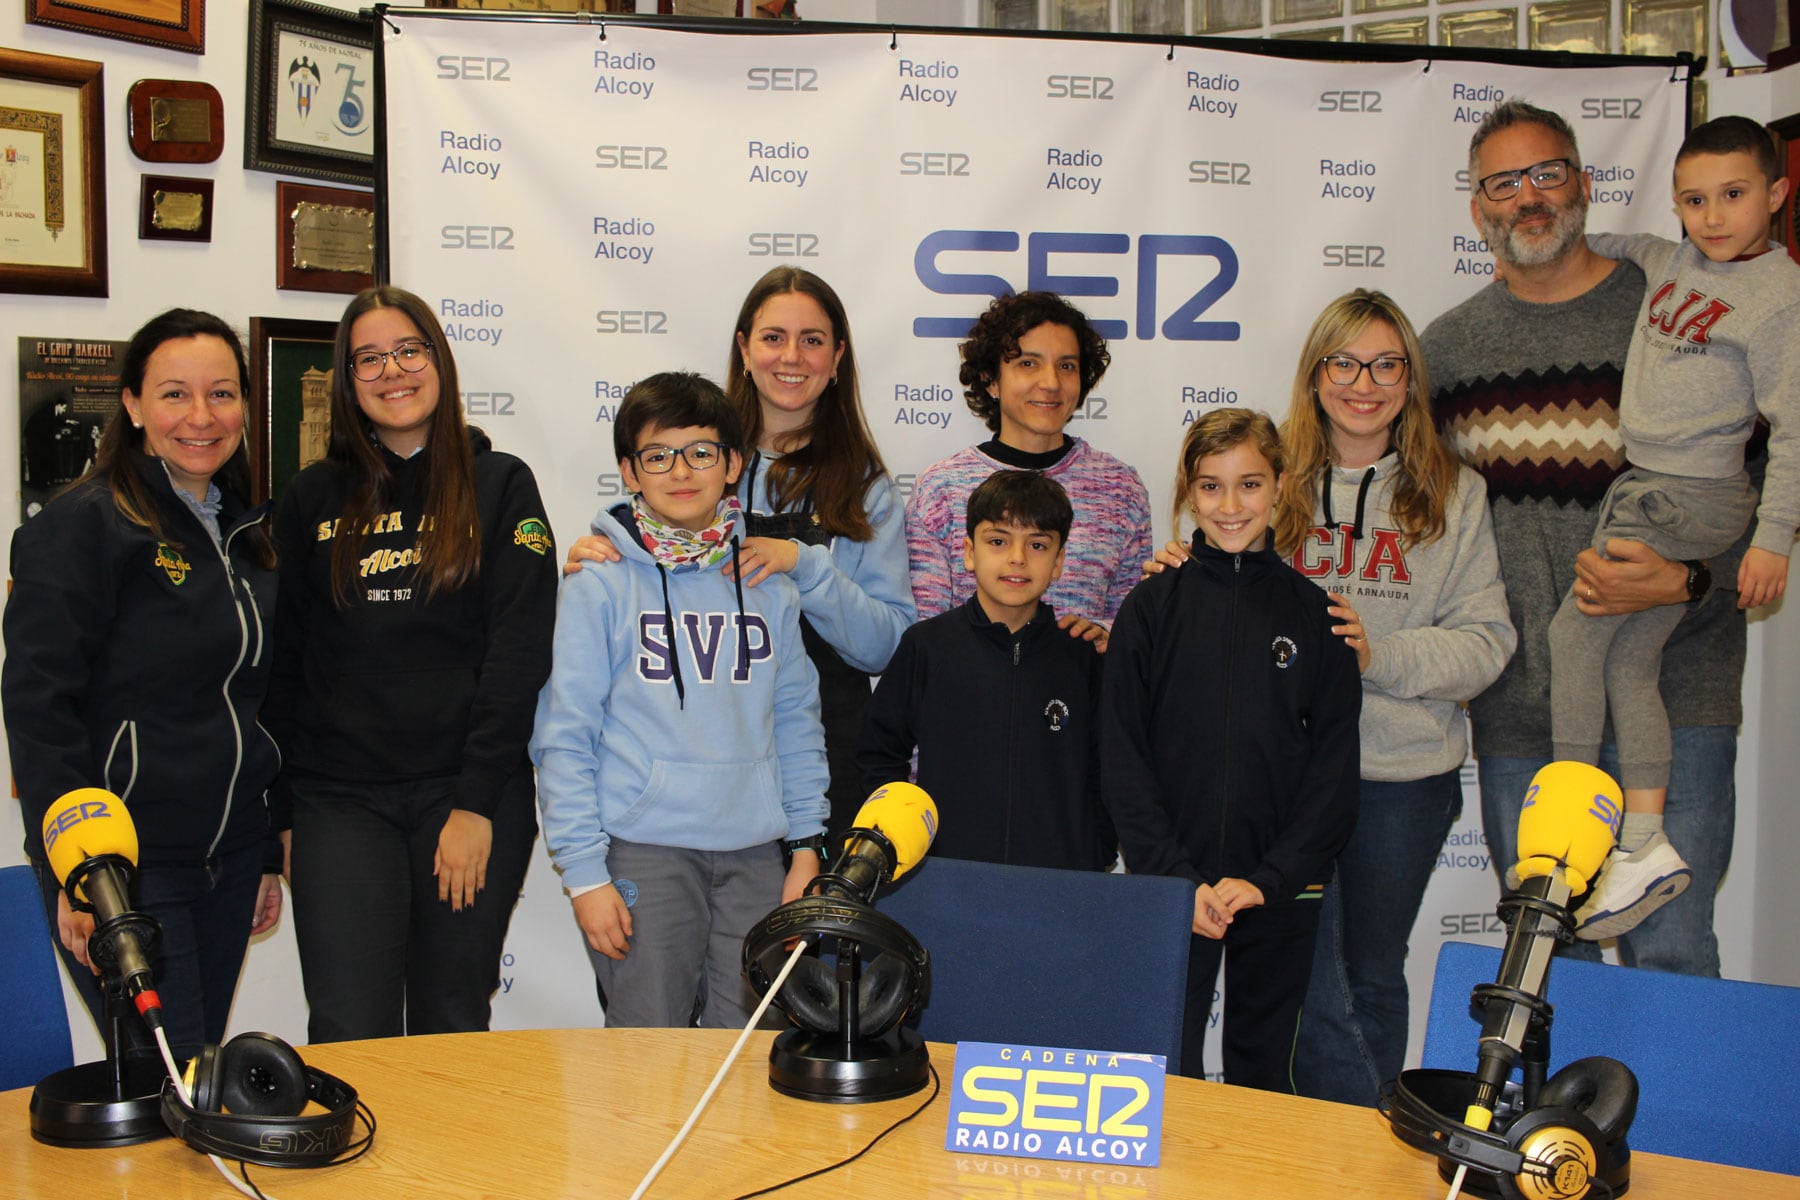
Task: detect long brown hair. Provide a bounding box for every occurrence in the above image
[1172,409,1285,537]
[726,267,884,542]
[72,308,273,567]
[1272,289,1459,559]
[324,286,480,606]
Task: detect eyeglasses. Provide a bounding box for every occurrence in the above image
[1319,354,1408,388]
[630,441,729,474]
[350,342,434,382]
[1476,158,1574,202]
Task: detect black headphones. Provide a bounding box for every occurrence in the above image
[160,1032,374,1169]
[743,894,930,1037]
[1381,1056,1637,1200]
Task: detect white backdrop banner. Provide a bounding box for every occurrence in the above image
[380,14,1688,1071]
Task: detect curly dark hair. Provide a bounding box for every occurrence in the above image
[957,291,1111,434]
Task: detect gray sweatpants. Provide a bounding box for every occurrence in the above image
[1548,467,1757,789]
[588,838,784,1029]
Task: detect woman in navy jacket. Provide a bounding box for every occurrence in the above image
[3,309,282,1050]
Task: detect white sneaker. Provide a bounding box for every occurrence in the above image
[1573,832,1691,941]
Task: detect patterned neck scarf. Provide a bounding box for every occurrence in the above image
[632,494,741,569]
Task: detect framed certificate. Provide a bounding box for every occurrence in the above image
[245,0,376,185]
[0,49,108,297]
[27,0,205,54]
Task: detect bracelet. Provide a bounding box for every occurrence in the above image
[784,834,827,858]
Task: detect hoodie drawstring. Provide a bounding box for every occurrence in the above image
[656,563,685,710]
[655,535,748,713]
[1322,465,1377,542]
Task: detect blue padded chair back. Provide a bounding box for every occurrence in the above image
[0,864,75,1091]
[874,857,1191,1064]
[1421,940,1800,1175]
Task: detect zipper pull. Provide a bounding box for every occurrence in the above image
[1013,640,1021,666]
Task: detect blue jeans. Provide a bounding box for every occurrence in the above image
[33,843,265,1055]
[1293,769,1463,1105]
[1476,725,1736,977]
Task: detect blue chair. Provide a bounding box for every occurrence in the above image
[0,864,75,1091]
[874,857,1191,1064]
[1421,940,1800,1175]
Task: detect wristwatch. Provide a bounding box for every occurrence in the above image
[784,834,828,858]
[1683,559,1711,603]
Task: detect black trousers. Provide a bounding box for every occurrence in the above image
[1181,898,1322,1091]
[289,770,536,1043]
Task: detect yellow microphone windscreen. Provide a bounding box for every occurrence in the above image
[855,782,938,881]
[41,787,139,901]
[1515,762,1621,893]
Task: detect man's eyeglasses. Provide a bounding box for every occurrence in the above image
[1319,354,1408,388]
[1476,158,1574,202]
[350,342,434,382]
[630,441,729,474]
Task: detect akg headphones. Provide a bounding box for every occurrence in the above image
[1381,1056,1638,1200]
[743,894,931,1038]
[160,1032,374,1169]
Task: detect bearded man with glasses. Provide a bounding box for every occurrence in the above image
[1422,99,1757,979]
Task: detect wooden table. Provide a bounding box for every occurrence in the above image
[1,1029,1790,1198]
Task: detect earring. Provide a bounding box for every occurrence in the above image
[831,371,838,384]
[132,422,142,429]
[744,367,752,379]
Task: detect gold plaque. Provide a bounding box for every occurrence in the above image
[291,201,375,275]
[151,188,205,232]
[148,97,212,144]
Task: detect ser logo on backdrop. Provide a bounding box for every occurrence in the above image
[1046,75,1113,100]
[441,225,514,251]
[594,310,669,334]
[436,56,509,81]
[1317,90,1381,113]
[461,391,515,416]
[1581,98,1643,120]
[901,151,971,177]
[1323,244,1385,268]
[747,67,818,92]
[595,145,669,170]
[913,231,1240,342]
[1189,160,1251,185]
[748,232,819,257]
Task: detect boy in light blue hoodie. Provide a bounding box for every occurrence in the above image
[531,371,828,1028]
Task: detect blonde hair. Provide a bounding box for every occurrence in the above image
[1172,409,1284,535]
[1272,289,1459,559]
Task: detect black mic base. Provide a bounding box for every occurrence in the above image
[767,1026,930,1104]
[29,1052,171,1147]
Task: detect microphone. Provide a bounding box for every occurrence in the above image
[1465,762,1621,1130]
[41,787,165,1031]
[807,782,939,905]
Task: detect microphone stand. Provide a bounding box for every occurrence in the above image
[29,880,171,1148]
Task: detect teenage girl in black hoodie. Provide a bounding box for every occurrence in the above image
[264,287,557,1043]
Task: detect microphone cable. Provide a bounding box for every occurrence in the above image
[726,1063,942,1200]
[149,1023,266,1200]
[627,935,815,1200]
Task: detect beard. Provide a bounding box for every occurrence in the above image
[1478,190,1589,269]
